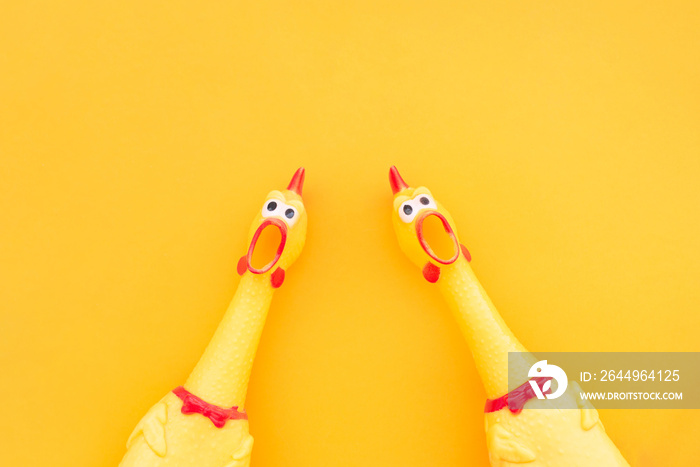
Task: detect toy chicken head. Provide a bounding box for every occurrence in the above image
[237,167,308,288]
[389,166,470,283]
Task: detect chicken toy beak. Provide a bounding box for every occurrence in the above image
[287,167,305,196]
[415,211,460,265]
[245,218,288,274]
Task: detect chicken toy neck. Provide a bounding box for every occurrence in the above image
[185,273,276,408]
[436,257,532,398]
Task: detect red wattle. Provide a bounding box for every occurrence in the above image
[271,267,285,288]
[422,262,440,283]
[237,256,247,276]
[460,244,472,262]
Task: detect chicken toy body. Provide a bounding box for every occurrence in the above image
[120,168,308,467]
[388,166,629,466]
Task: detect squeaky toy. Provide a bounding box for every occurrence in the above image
[120,168,308,467]
[388,166,629,466]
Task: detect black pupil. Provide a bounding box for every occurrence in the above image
[285,208,294,219]
[420,197,429,205]
[403,204,413,215]
[267,201,277,211]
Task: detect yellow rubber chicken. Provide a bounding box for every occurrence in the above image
[388,166,629,466]
[120,168,308,467]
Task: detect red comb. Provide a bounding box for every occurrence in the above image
[389,166,409,194]
[287,167,305,196]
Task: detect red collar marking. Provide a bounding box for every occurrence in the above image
[484,377,551,414]
[173,386,248,428]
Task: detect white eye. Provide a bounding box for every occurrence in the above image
[398,200,418,223]
[282,206,298,227]
[262,200,282,217]
[414,194,437,210]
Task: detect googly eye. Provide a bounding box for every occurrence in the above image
[262,199,282,218]
[281,204,299,227]
[414,194,437,211]
[399,200,418,223]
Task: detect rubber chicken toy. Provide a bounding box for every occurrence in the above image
[388,166,629,466]
[120,168,308,467]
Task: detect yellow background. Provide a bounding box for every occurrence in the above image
[1,1,699,466]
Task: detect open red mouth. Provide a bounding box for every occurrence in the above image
[415,211,459,265]
[245,218,287,274]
